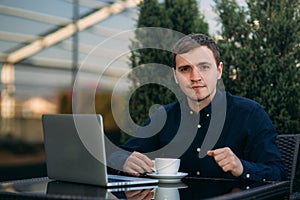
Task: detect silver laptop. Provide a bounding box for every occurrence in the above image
[42,114,158,187]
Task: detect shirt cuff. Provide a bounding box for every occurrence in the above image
[240,159,267,182]
[107,151,130,172]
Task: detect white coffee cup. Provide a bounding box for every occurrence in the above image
[154,158,180,174]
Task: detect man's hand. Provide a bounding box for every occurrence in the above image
[123,151,154,176]
[207,147,243,177]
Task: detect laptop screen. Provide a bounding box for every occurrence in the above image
[42,114,158,187]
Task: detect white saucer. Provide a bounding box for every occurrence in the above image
[147,172,188,183]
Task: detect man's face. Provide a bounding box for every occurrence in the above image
[173,46,223,104]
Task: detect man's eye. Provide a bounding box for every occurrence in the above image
[200,65,210,70]
[179,66,190,72]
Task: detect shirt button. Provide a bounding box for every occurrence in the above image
[206,114,210,117]
[190,111,193,115]
[246,186,250,190]
[197,148,201,152]
[197,124,201,128]
[246,174,250,179]
[262,179,266,182]
[196,171,200,175]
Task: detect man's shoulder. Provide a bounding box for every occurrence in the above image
[226,92,261,110]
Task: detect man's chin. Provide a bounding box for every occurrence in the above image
[188,94,211,102]
[197,95,211,102]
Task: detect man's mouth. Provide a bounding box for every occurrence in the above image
[192,85,206,90]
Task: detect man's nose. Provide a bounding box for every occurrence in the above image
[190,67,202,81]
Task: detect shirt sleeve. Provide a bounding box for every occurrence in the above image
[239,104,286,181]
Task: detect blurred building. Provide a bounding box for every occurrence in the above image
[0,0,237,180]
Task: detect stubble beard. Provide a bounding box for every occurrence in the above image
[188,93,211,103]
[197,94,211,102]
[188,88,215,108]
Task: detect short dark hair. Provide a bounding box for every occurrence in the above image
[171,33,221,68]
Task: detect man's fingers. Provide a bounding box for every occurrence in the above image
[133,152,154,167]
[220,163,231,172]
[123,162,141,176]
[207,150,214,156]
[207,147,243,177]
[123,152,153,175]
[131,153,152,173]
[208,148,230,161]
[126,158,147,174]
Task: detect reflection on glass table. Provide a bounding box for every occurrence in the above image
[0,177,289,200]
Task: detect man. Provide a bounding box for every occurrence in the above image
[110,33,286,181]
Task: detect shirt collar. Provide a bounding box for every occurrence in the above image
[180,89,225,116]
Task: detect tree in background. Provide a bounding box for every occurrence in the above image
[214,0,300,191]
[214,0,300,135]
[128,0,209,125]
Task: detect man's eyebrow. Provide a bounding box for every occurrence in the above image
[196,62,212,66]
[177,64,191,68]
[176,62,212,68]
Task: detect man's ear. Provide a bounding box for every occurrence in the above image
[173,68,178,84]
[217,62,223,80]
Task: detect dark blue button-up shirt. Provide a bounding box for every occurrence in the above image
[111,90,286,181]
